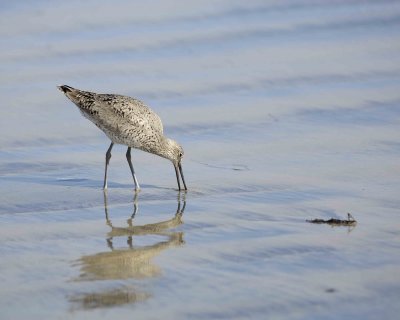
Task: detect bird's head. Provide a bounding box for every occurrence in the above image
[163,138,184,167]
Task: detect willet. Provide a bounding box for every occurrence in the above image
[57,85,187,191]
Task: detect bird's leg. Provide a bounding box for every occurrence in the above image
[103,142,114,190]
[174,165,181,190]
[126,147,140,191]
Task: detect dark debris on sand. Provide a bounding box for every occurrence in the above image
[307,213,357,226]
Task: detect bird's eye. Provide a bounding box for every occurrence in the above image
[179,152,183,158]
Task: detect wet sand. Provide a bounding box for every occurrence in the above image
[1,1,400,319]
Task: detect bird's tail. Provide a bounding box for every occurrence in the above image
[57,85,95,111]
[57,85,80,102]
[57,84,75,94]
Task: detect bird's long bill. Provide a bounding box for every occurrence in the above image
[174,163,187,191]
[178,163,187,191]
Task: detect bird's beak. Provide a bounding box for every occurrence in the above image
[178,162,187,191]
[174,162,187,191]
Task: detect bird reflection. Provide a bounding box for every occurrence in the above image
[69,192,186,310]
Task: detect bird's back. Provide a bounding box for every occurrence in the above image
[59,85,164,150]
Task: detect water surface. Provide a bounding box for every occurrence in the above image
[1,1,400,319]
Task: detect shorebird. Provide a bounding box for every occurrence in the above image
[57,85,187,191]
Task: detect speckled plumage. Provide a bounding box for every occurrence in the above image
[57,85,187,191]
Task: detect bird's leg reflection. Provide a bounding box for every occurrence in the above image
[69,192,186,309]
[127,236,133,248]
[106,238,114,250]
[103,191,114,249]
[103,192,185,249]
[127,192,139,227]
[81,191,186,278]
[103,190,112,227]
[70,192,187,310]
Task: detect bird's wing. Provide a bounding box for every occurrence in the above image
[97,94,164,136]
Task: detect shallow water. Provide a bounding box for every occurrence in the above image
[1,1,400,319]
